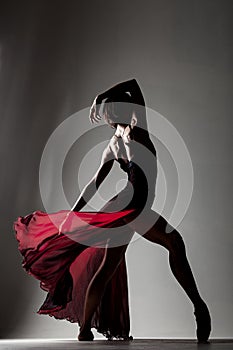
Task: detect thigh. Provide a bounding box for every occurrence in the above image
[97,243,129,281]
[123,208,175,249]
[104,223,135,265]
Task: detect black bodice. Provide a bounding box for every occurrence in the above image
[116,158,148,209]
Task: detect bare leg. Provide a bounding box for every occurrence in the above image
[78,237,133,341]
[124,209,211,342]
[78,208,211,342]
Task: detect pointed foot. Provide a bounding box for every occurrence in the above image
[194,302,211,343]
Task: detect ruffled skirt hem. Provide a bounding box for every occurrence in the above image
[13,209,135,339]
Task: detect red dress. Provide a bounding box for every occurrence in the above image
[13,159,151,340]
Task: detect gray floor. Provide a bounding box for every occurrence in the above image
[0,339,233,350]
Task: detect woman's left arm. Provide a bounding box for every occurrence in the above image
[89,79,145,123]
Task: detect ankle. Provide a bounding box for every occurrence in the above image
[194,297,206,310]
[79,324,90,333]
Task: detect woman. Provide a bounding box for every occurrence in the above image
[14,79,211,342]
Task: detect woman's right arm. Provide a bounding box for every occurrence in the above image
[71,144,114,212]
[59,144,114,234]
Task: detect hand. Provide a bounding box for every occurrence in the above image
[89,96,102,123]
[58,212,71,235]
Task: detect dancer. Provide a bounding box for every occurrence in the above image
[14,78,211,343]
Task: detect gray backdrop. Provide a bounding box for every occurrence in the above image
[0,0,232,339]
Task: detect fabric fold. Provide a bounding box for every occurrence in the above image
[14,209,135,339]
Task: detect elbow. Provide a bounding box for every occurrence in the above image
[131,78,139,85]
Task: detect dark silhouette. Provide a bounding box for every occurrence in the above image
[14,79,211,343]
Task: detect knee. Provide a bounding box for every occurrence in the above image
[168,231,185,253]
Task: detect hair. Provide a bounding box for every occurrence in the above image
[102,92,134,128]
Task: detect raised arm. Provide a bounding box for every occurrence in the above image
[97,78,145,106]
[90,79,146,124]
[71,144,114,212]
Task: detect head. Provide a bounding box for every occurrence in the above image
[102,92,136,129]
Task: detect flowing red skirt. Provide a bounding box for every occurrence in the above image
[13,209,135,339]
